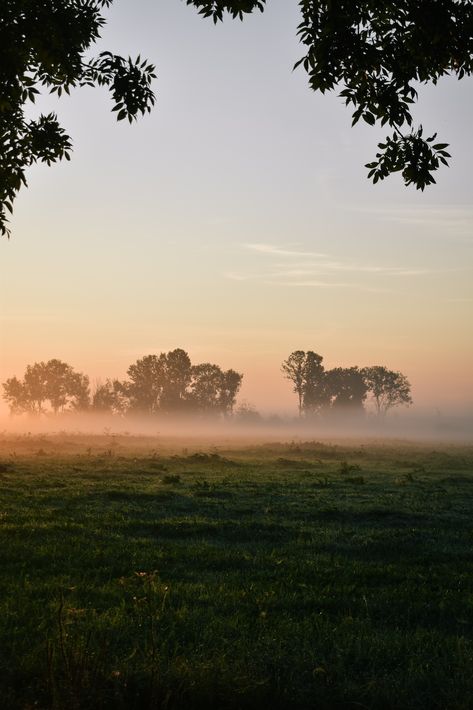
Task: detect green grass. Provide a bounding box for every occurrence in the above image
[1,434,473,709]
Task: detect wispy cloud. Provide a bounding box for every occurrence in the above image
[261,279,391,293]
[265,261,432,277]
[243,243,327,259]
[226,243,441,288]
[349,204,473,233]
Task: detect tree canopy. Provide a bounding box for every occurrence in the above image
[281,350,327,416]
[2,1,472,237]
[2,350,243,418]
[361,365,413,414]
[282,350,412,417]
[3,359,89,414]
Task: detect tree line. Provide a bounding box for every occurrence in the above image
[282,351,412,417]
[2,348,412,418]
[2,350,243,418]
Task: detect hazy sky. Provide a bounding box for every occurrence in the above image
[1,0,473,414]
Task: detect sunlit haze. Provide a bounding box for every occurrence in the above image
[1,0,472,418]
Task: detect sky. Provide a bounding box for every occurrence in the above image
[1,0,473,415]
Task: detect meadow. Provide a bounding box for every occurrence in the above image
[1,432,473,709]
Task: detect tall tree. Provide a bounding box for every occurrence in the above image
[125,354,166,414]
[2,359,90,414]
[188,363,225,414]
[91,378,127,414]
[42,358,90,413]
[325,367,368,412]
[219,369,243,417]
[3,1,472,236]
[282,350,327,416]
[22,362,49,414]
[160,349,192,412]
[362,366,413,415]
[2,376,31,415]
[301,351,328,415]
[67,372,90,411]
[282,351,307,416]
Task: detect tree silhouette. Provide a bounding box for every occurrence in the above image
[3,1,472,236]
[125,355,166,414]
[362,366,413,415]
[324,367,368,412]
[91,379,127,414]
[1,0,155,238]
[122,350,242,416]
[282,350,327,416]
[301,351,328,415]
[159,349,193,412]
[2,376,33,415]
[2,359,89,414]
[282,351,306,416]
[189,363,225,414]
[235,400,262,423]
[218,369,243,416]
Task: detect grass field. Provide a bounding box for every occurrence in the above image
[1,432,473,709]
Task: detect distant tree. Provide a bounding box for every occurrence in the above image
[282,350,326,416]
[159,349,192,412]
[219,369,243,417]
[41,358,89,413]
[123,350,242,416]
[301,351,328,415]
[282,351,306,416]
[234,400,262,423]
[20,362,49,413]
[91,379,128,415]
[2,359,90,414]
[325,367,368,412]
[65,371,90,412]
[362,366,413,415]
[189,363,225,414]
[125,354,166,414]
[187,363,242,416]
[2,376,31,415]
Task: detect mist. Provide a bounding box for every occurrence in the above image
[1,407,472,445]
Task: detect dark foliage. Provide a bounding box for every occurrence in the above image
[2,359,89,414]
[2,350,243,418]
[0,0,155,237]
[282,350,412,416]
[2,1,472,236]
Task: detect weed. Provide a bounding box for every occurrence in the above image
[312,477,330,488]
[148,461,168,472]
[161,474,181,485]
[46,594,110,709]
[339,460,361,475]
